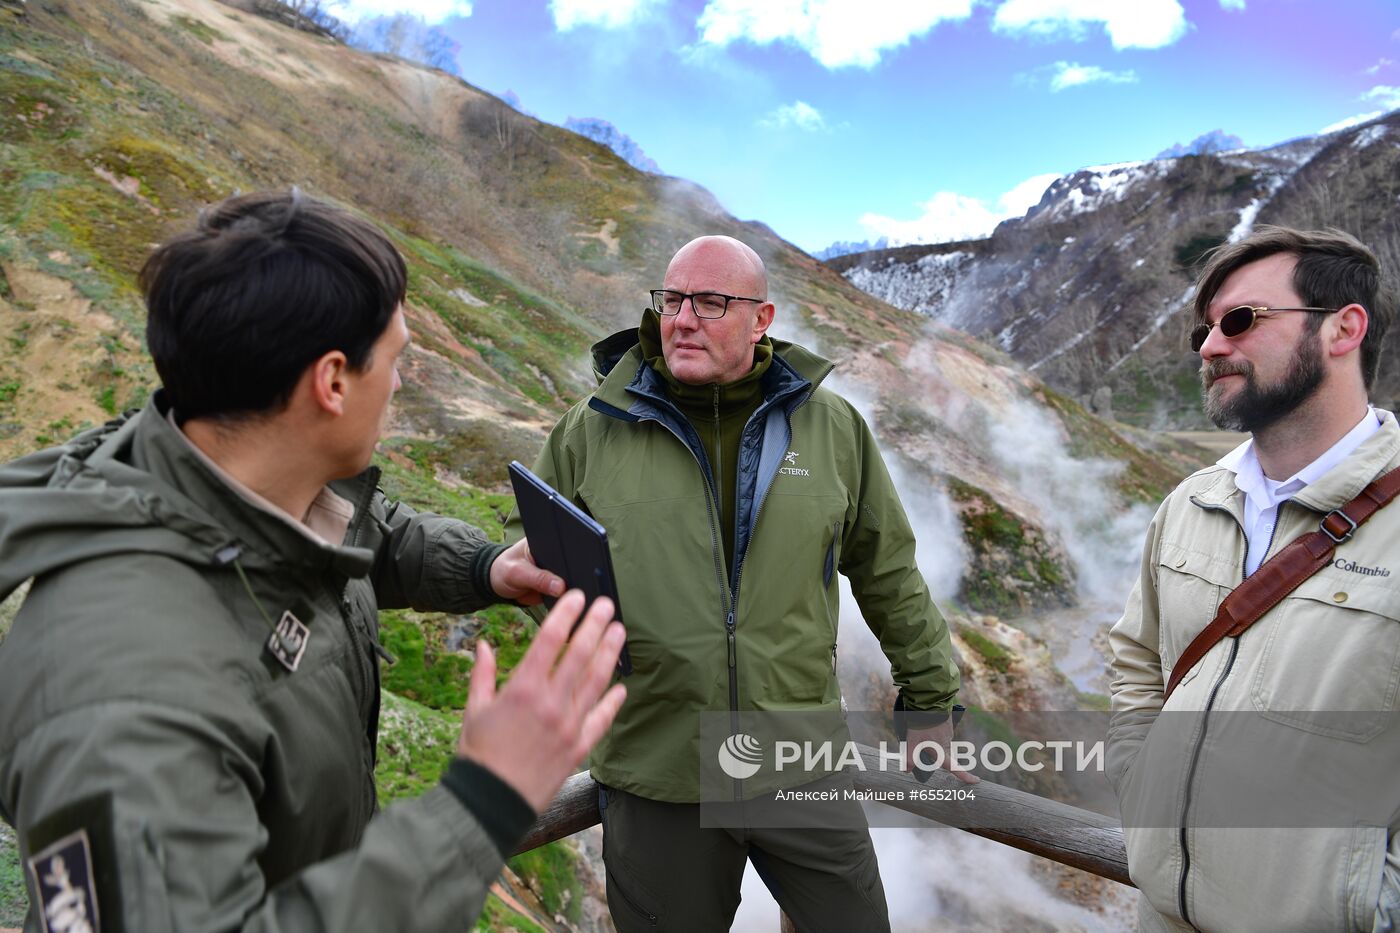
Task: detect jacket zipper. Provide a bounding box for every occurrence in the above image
[713,387,743,743]
[1173,499,1287,925]
[632,373,815,798]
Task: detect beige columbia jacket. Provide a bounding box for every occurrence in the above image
[1109,411,1400,933]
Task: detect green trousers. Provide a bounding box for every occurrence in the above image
[598,778,891,932]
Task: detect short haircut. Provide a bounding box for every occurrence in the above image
[1192,226,1391,390]
[141,189,406,422]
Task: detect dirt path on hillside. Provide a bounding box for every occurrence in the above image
[1167,430,1248,457]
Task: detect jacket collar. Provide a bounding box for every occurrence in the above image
[105,393,376,575]
[588,328,835,414]
[1190,410,1400,516]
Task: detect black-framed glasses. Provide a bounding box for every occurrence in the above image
[650,289,764,320]
[1189,305,1341,352]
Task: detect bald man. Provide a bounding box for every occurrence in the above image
[507,236,960,931]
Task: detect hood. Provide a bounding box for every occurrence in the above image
[588,322,835,401]
[0,393,375,600]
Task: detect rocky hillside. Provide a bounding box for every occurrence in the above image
[1,0,1207,928]
[830,118,1400,429]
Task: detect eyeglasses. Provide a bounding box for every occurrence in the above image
[650,289,764,320]
[1189,305,1340,352]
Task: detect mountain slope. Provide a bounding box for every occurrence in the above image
[0,1,1212,927]
[830,119,1400,428]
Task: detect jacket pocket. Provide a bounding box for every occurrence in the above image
[823,521,841,589]
[1156,541,1233,689]
[1248,576,1400,741]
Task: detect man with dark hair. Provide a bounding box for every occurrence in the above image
[1108,225,1399,931]
[510,235,965,931]
[0,189,628,932]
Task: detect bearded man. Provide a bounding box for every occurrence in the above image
[1107,226,1399,932]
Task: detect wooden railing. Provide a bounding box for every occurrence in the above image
[514,743,1131,887]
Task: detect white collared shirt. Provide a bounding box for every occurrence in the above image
[1217,407,1383,576]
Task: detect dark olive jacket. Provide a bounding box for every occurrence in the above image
[0,394,513,932]
[508,331,959,803]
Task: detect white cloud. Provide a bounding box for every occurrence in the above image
[332,0,472,24]
[858,172,1060,246]
[696,0,974,69]
[550,0,659,30]
[1218,0,1244,10]
[1320,84,1400,134]
[759,100,828,131]
[1362,84,1400,109]
[1365,58,1395,76]
[1049,60,1137,91]
[992,0,1188,50]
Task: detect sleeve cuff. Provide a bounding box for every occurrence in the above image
[470,542,509,604]
[441,757,537,857]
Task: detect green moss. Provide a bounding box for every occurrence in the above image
[373,449,516,531]
[509,843,582,924]
[373,691,459,803]
[1032,386,1186,505]
[945,477,1074,614]
[0,381,18,405]
[0,821,25,928]
[170,14,229,46]
[397,236,599,410]
[96,384,117,415]
[479,897,547,932]
[961,629,1013,674]
[379,609,474,710]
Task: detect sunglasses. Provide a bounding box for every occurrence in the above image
[1189,305,1340,352]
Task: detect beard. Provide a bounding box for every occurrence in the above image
[1202,332,1325,432]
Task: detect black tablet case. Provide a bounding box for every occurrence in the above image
[508,461,632,675]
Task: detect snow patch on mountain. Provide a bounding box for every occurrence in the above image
[844,251,974,319]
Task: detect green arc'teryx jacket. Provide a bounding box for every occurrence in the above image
[507,330,959,803]
[0,393,523,932]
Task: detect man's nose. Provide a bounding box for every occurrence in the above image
[1198,322,1232,360]
[675,296,702,329]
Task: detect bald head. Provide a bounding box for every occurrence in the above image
[658,235,775,385]
[665,236,768,300]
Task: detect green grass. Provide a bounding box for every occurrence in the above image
[946,477,1074,615]
[961,629,1014,674]
[170,15,229,46]
[0,381,18,405]
[478,896,547,932]
[509,842,582,924]
[374,691,461,803]
[0,822,25,927]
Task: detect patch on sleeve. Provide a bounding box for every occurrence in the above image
[27,829,100,933]
[24,794,123,933]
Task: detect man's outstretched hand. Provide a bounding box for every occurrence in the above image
[455,590,627,813]
[489,538,565,606]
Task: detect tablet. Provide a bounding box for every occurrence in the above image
[508,461,632,676]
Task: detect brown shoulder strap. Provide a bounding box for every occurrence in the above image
[1164,465,1400,701]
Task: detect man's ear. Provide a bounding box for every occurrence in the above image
[1328,303,1368,359]
[752,301,776,343]
[307,350,350,416]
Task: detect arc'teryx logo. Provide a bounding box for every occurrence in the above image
[779,450,810,477]
[717,733,764,779]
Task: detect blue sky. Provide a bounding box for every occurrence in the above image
[332,0,1400,254]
